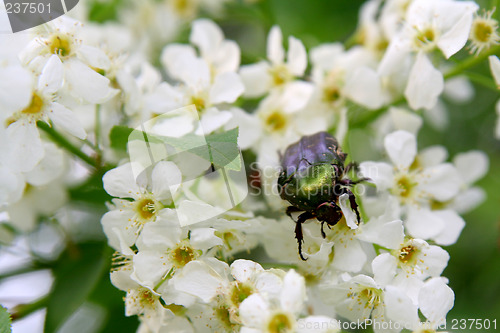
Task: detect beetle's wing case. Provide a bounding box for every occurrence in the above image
[280,132,345,176]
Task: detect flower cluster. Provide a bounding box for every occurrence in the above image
[0,0,498,332]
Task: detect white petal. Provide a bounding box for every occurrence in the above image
[24,143,64,186]
[225,107,261,149]
[432,210,465,246]
[239,294,270,328]
[419,163,461,201]
[152,161,182,200]
[38,55,63,95]
[50,102,86,139]
[197,108,232,134]
[160,44,197,76]
[418,277,454,324]
[453,150,488,185]
[405,53,444,110]
[418,145,448,167]
[281,81,314,113]
[76,45,111,70]
[384,130,417,170]
[359,162,394,191]
[239,62,271,98]
[230,259,264,283]
[372,253,397,287]
[102,163,141,199]
[209,72,244,104]
[189,19,223,59]
[422,245,449,277]
[267,26,284,64]
[388,107,423,135]
[489,56,500,88]
[359,219,404,249]
[436,1,478,58]
[339,194,358,229]
[280,270,306,314]
[189,228,223,250]
[443,76,474,103]
[332,239,367,272]
[101,210,137,251]
[384,285,419,326]
[286,36,307,76]
[405,206,443,240]
[6,121,44,172]
[173,260,226,303]
[0,65,33,113]
[297,316,338,333]
[450,187,485,214]
[344,67,385,109]
[132,250,169,288]
[65,59,117,104]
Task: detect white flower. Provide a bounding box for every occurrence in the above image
[0,59,86,170]
[379,0,479,110]
[240,26,307,97]
[19,17,118,104]
[101,161,182,252]
[320,274,419,332]
[125,287,174,333]
[469,9,500,55]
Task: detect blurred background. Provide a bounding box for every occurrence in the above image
[0,0,499,332]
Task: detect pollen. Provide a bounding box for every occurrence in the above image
[267,312,294,333]
[48,34,72,58]
[264,110,287,132]
[170,241,198,268]
[469,9,499,55]
[134,198,158,221]
[413,25,437,52]
[228,282,254,307]
[190,95,207,113]
[394,175,417,199]
[399,245,417,264]
[269,64,293,87]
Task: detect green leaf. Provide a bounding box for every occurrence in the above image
[160,128,241,171]
[0,305,11,333]
[44,243,110,333]
[109,125,134,152]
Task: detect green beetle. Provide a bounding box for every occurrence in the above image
[277,132,365,260]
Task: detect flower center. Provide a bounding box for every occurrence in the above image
[135,198,158,221]
[49,34,72,57]
[264,110,287,132]
[348,286,382,309]
[473,21,493,43]
[399,245,417,264]
[395,175,416,199]
[22,92,45,115]
[190,95,206,113]
[228,282,254,308]
[267,312,294,333]
[138,288,157,308]
[269,64,292,86]
[172,0,196,17]
[413,26,437,52]
[170,242,197,268]
[215,304,235,330]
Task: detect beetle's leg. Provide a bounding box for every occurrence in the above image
[344,162,359,174]
[339,177,370,186]
[345,188,361,225]
[295,212,313,261]
[320,221,326,238]
[286,206,303,221]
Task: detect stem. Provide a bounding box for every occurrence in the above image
[10,295,48,321]
[95,104,102,151]
[444,45,500,79]
[463,71,498,91]
[37,121,97,168]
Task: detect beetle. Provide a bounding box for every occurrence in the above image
[277,131,365,260]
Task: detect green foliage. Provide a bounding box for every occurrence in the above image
[44,243,110,333]
[0,305,11,333]
[111,125,241,171]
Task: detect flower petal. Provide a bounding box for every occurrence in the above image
[50,102,86,139]
[209,72,244,104]
[418,277,454,324]
[267,26,284,64]
[405,52,444,110]
[38,55,63,95]
[152,161,182,200]
[286,36,307,76]
[384,130,417,170]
